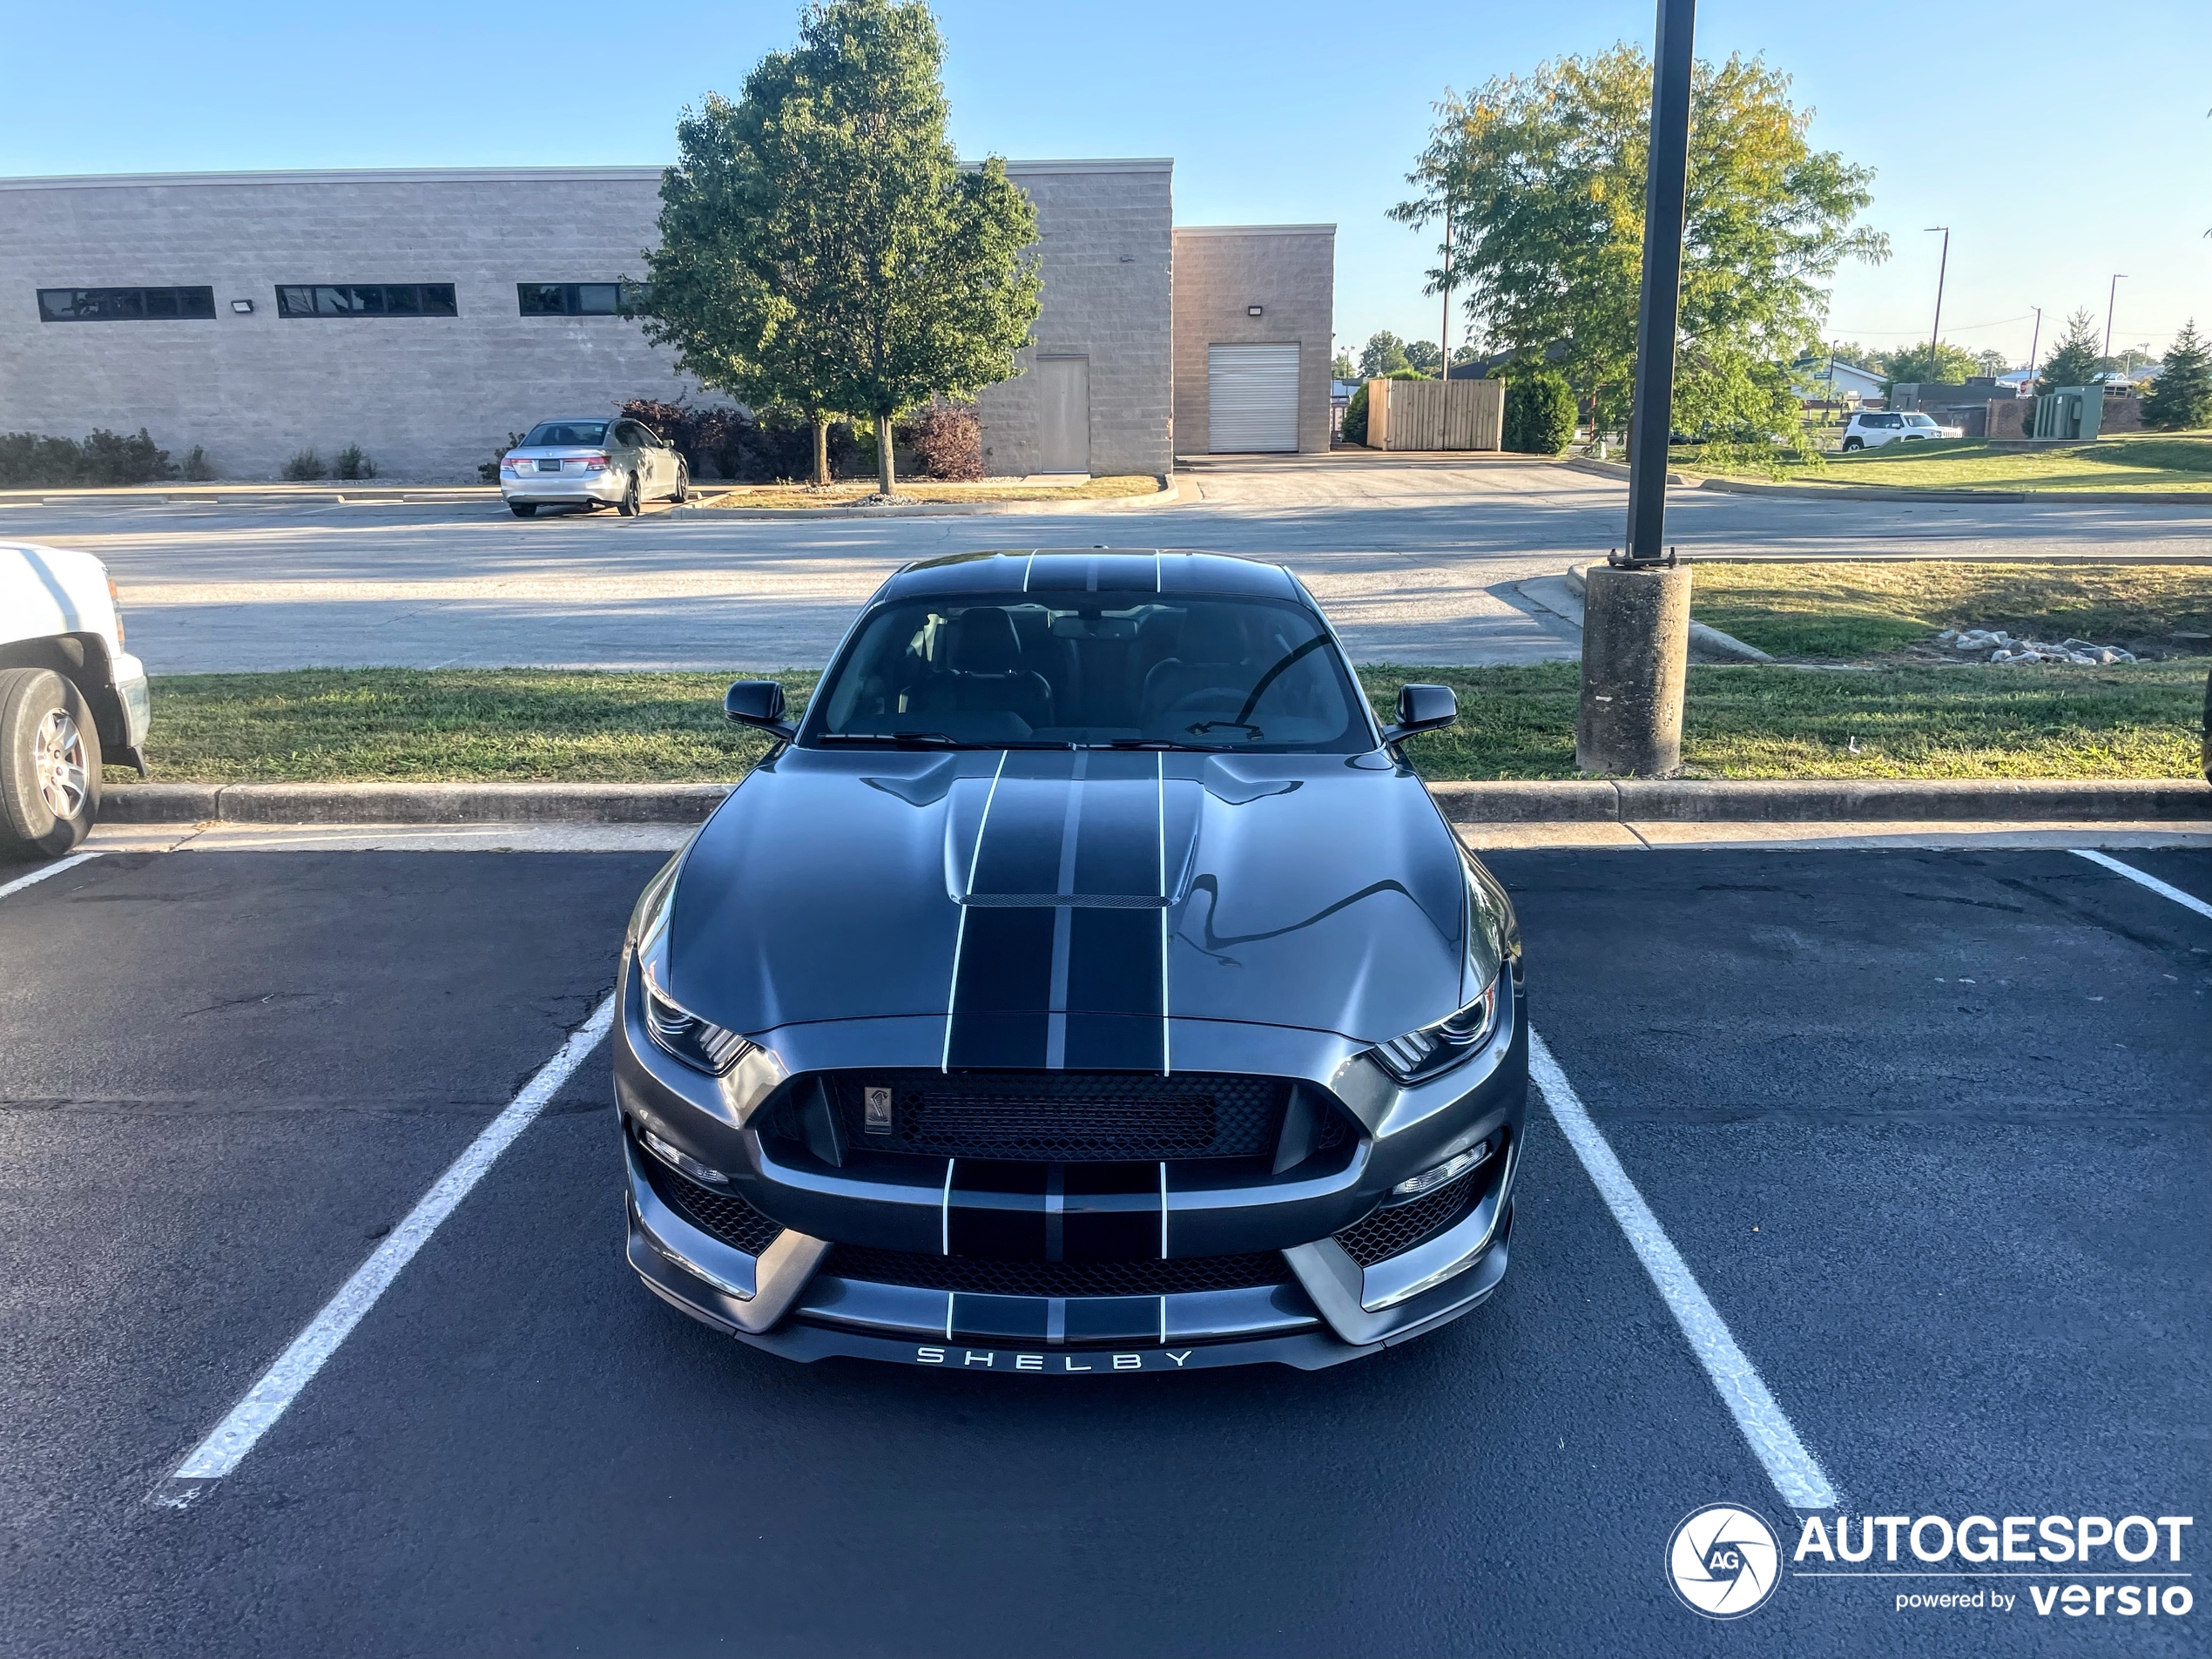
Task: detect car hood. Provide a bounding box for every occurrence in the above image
[666,745,1475,1056]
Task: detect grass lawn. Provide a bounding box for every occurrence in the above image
[1689,561,2212,659]
[1675,432,2212,492]
[122,661,2209,786]
[693,474,1163,509]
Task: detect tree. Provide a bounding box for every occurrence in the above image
[1331,349,1357,380]
[1973,348,2011,379]
[1404,339,1443,375]
[1878,341,1977,388]
[1358,331,1413,379]
[2142,320,2212,430]
[1450,344,1480,368]
[632,0,1038,496]
[1390,47,1885,438]
[2038,308,2103,392]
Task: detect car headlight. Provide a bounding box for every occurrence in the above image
[1370,980,1498,1083]
[633,874,752,1076]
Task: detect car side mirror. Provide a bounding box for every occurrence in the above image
[725,679,796,739]
[1382,683,1457,745]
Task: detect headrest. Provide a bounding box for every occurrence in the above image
[953,607,1024,675]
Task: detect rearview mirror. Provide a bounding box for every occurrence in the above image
[1382,684,1457,745]
[725,679,796,738]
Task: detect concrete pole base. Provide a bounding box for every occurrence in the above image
[1576,563,1693,776]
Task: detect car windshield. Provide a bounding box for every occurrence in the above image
[803,592,1372,752]
[522,421,608,447]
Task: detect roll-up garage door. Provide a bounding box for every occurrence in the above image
[1207,344,1299,453]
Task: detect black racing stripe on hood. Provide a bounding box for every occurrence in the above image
[948,749,1170,1071]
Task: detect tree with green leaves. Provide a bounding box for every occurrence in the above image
[1878,340,1977,389]
[2142,321,2212,430]
[1331,349,1357,380]
[1391,46,1885,438]
[1404,340,1443,375]
[1973,348,2011,379]
[632,0,1038,496]
[2038,308,2103,392]
[1358,331,1413,379]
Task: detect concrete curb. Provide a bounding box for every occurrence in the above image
[1693,475,2212,506]
[1561,457,1686,486]
[1427,778,2212,823]
[3,486,496,509]
[669,474,1184,520]
[99,776,2212,826]
[1558,563,1774,663]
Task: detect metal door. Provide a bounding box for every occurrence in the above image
[1207,343,1299,452]
[1035,355,1091,474]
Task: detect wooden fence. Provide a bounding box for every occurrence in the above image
[1366,378,1505,451]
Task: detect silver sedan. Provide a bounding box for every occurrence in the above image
[497,416,691,517]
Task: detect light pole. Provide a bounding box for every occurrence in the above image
[2026,305,2042,392]
[1577,0,1696,778]
[1925,226,1951,372]
[2104,274,2128,358]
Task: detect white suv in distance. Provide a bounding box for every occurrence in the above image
[497,417,691,517]
[1840,410,1963,449]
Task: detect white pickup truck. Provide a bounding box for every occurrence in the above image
[0,543,149,859]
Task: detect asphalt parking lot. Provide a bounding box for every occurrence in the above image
[2,841,2206,1657]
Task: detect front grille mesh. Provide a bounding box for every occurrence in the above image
[829,1071,1298,1162]
[643,1150,785,1256]
[1334,1170,1481,1268]
[826,1245,1293,1298]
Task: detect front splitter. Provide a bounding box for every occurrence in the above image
[631,1224,1511,1374]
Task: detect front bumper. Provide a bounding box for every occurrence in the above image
[616,954,1527,1372]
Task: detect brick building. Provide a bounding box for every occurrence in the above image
[0,162,1332,482]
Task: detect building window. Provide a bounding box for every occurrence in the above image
[38,286,216,322]
[517,282,624,316]
[273,283,458,319]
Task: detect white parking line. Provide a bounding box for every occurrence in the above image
[153,991,617,1508]
[0,851,100,900]
[2073,848,2212,921]
[1527,1028,1839,1511]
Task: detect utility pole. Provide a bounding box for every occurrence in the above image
[1577,0,1696,778]
[2104,273,2128,357]
[2026,305,2042,392]
[1440,197,1453,375]
[1925,226,1950,368]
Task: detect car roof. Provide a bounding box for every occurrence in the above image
[881,549,1303,604]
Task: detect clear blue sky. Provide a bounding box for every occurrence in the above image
[4,1,2204,369]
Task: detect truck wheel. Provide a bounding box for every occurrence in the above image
[0,667,102,861]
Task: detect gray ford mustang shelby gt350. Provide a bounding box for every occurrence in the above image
[615,549,1527,1372]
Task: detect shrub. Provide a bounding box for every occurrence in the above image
[1340,382,1370,446]
[181,445,215,481]
[282,448,325,481]
[1501,370,1576,455]
[617,400,854,482]
[0,427,177,488]
[479,432,527,484]
[900,402,983,480]
[334,443,376,481]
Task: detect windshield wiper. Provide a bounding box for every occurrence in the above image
[816,731,963,747]
[1103,738,1238,752]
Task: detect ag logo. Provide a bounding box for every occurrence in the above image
[1667,1503,1781,1619]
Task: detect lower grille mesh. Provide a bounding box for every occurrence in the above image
[1334,1170,1481,1268]
[643,1150,785,1256]
[826,1245,1292,1298]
